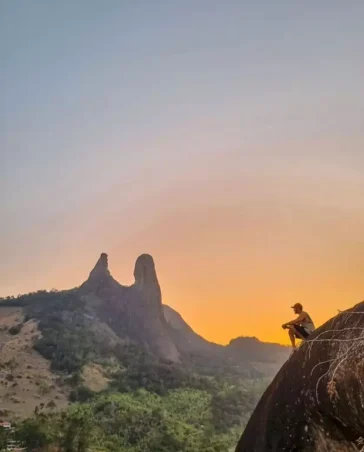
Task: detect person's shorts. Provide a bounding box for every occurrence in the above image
[293,325,310,338]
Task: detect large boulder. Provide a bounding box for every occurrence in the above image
[236,301,364,452]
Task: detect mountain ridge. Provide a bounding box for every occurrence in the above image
[1,253,289,368]
[0,252,289,421]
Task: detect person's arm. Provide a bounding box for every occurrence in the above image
[282,313,305,328]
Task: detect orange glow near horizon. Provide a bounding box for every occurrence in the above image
[2,143,363,346]
[2,0,364,347]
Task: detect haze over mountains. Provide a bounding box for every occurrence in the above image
[0,253,288,421]
[5,252,362,452]
[79,253,289,371]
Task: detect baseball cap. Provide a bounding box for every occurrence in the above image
[291,303,303,310]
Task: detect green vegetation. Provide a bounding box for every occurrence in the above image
[0,290,269,451]
[26,291,101,374]
[0,427,10,451]
[13,384,265,452]
[9,376,267,452]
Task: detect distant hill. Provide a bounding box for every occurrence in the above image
[227,336,289,363]
[163,304,289,376]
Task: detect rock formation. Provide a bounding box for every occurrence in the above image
[79,253,289,372]
[235,301,364,452]
[80,253,180,363]
[134,254,161,302]
[79,252,121,295]
[131,254,180,362]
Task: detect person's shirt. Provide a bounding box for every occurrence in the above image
[300,311,315,333]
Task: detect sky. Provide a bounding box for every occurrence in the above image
[1,1,363,345]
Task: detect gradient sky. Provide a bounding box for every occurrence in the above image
[1,1,363,345]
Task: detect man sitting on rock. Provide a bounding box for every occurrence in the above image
[282,303,315,351]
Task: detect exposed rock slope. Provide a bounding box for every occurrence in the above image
[80,253,180,362]
[236,301,364,452]
[0,307,68,420]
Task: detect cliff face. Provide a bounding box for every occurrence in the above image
[235,301,364,452]
[80,253,180,363]
[132,254,181,362]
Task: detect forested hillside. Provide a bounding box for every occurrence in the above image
[0,254,287,451]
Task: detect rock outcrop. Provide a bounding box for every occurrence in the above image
[80,253,180,363]
[134,254,161,303]
[131,254,180,362]
[235,301,364,452]
[79,252,121,295]
[80,253,288,371]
